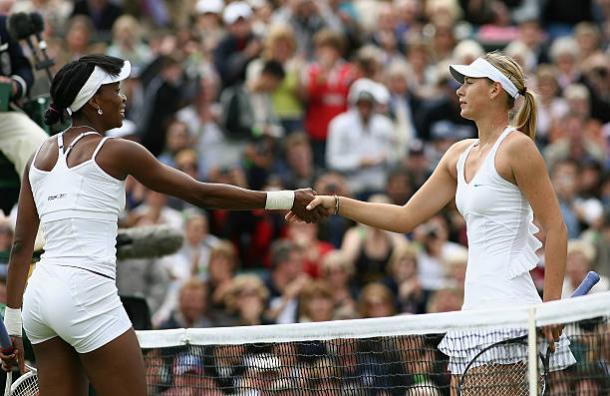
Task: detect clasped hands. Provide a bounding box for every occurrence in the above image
[288,189,337,223]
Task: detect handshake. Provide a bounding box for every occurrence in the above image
[285,188,335,223]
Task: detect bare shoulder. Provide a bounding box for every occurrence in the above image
[96,137,152,179]
[442,139,477,178]
[496,130,544,183]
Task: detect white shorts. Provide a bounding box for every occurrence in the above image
[22,262,132,354]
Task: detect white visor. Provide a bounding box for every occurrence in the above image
[449,58,520,99]
[68,60,131,114]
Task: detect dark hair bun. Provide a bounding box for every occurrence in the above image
[43,104,64,125]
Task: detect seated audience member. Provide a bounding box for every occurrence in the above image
[298,280,336,322]
[159,278,214,329]
[562,239,610,297]
[358,283,397,318]
[224,274,272,326]
[382,243,429,314]
[321,251,358,320]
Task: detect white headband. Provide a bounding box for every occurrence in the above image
[449,58,521,99]
[67,60,132,115]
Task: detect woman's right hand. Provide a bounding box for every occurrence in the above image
[0,335,26,374]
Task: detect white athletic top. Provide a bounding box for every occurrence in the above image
[455,127,542,310]
[29,132,125,279]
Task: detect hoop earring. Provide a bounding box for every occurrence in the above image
[97,108,103,115]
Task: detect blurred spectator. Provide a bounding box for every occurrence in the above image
[403,140,433,190]
[264,240,310,324]
[163,352,223,395]
[442,245,468,293]
[534,64,569,144]
[172,210,220,280]
[326,79,397,197]
[358,283,397,318]
[158,120,192,169]
[220,59,286,142]
[298,280,336,322]
[71,0,123,40]
[588,211,610,279]
[49,15,107,72]
[140,55,190,157]
[426,287,463,313]
[116,255,170,322]
[562,239,610,297]
[106,15,152,71]
[382,243,429,314]
[542,0,594,39]
[550,159,584,239]
[385,165,415,206]
[301,29,356,166]
[385,61,423,158]
[159,277,214,329]
[404,35,435,97]
[207,241,239,319]
[272,0,342,58]
[549,37,581,89]
[214,1,261,88]
[224,274,271,326]
[128,189,183,230]
[413,215,465,292]
[278,132,320,189]
[341,195,408,287]
[285,221,334,278]
[247,23,305,134]
[193,0,225,54]
[321,251,358,319]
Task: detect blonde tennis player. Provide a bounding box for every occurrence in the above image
[0,54,325,396]
[296,52,576,394]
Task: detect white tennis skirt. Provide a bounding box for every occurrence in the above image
[22,262,132,353]
[438,328,577,374]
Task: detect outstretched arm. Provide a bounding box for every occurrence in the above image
[294,141,468,232]
[106,139,327,222]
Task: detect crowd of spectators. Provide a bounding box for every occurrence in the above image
[1,0,610,393]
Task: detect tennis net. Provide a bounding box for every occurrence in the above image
[137,292,610,395]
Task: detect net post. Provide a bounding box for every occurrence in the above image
[528,306,538,396]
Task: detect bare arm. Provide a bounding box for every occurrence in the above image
[508,134,567,302]
[103,139,325,221]
[300,141,469,233]
[6,158,39,310]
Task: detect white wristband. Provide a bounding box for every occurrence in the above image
[265,190,295,210]
[3,307,22,336]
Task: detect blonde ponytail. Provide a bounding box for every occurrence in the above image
[484,51,537,141]
[515,90,537,140]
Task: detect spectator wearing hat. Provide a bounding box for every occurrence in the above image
[193,0,225,53]
[562,239,610,297]
[326,79,396,198]
[163,352,223,395]
[214,1,262,88]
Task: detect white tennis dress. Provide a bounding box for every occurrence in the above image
[22,132,132,353]
[438,127,576,373]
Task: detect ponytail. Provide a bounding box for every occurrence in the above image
[515,90,537,140]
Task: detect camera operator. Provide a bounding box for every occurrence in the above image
[0,8,47,187]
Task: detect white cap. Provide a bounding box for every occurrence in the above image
[223,1,252,24]
[195,0,224,14]
[68,60,131,114]
[348,78,390,105]
[449,57,520,99]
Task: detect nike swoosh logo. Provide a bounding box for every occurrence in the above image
[473,184,484,187]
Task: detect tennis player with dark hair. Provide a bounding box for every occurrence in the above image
[298,52,576,394]
[0,54,325,395]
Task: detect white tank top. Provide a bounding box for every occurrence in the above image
[29,132,126,279]
[455,127,542,309]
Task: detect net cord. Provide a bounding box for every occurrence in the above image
[136,292,610,349]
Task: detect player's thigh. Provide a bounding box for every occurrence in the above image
[32,336,88,396]
[78,327,146,396]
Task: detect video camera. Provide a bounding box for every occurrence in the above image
[7,11,54,83]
